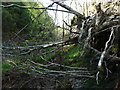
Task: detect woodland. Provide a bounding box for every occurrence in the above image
[1,0,120,89]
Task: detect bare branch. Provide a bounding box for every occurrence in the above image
[87,43,120,62]
[40,56,87,70]
[3,37,79,55]
[104,61,112,80]
[20,66,95,78]
[96,71,100,85]
[98,27,114,70]
[55,2,86,19]
[81,27,92,56]
[1,4,73,14]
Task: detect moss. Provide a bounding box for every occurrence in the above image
[62,44,94,68]
[43,51,56,60]
[2,64,12,72]
[63,44,82,66]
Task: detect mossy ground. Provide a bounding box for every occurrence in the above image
[2,44,118,88]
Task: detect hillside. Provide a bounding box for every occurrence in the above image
[1,1,120,89]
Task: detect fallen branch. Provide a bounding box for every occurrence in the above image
[29,59,94,74]
[40,56,87,70]
[98,27,114,70]
[93,25,120,36]
[96,71,100,85]
[20,66,95,78]
[79,41,120,62]
[81,27,92,56]
[3,36,79,55]
[55,2,86,19]
[1,4,73,14]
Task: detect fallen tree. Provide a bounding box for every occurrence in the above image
[2,1,120,85]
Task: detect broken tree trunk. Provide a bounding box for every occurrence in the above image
[55,2,86,19]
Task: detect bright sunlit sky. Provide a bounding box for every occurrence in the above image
[38,0,89,26]
[37,0,106,26]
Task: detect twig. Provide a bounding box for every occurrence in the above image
[19,78,35,89]
[28,59,53,68]
[63,20,71,27]
[104,61,112,80]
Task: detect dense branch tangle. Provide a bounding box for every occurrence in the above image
[2,2,120,83]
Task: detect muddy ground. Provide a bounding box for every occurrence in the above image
[2,69,120,89]
[2,69,87,89]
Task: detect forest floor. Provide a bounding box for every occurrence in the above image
[2,69,86,89]
[3,69,57,89]
[2,45,120,89]
[2,69,120,89]
[2,43,120,89]
[2,53,86,89]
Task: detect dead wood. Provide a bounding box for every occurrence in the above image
[55,2,86,19]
